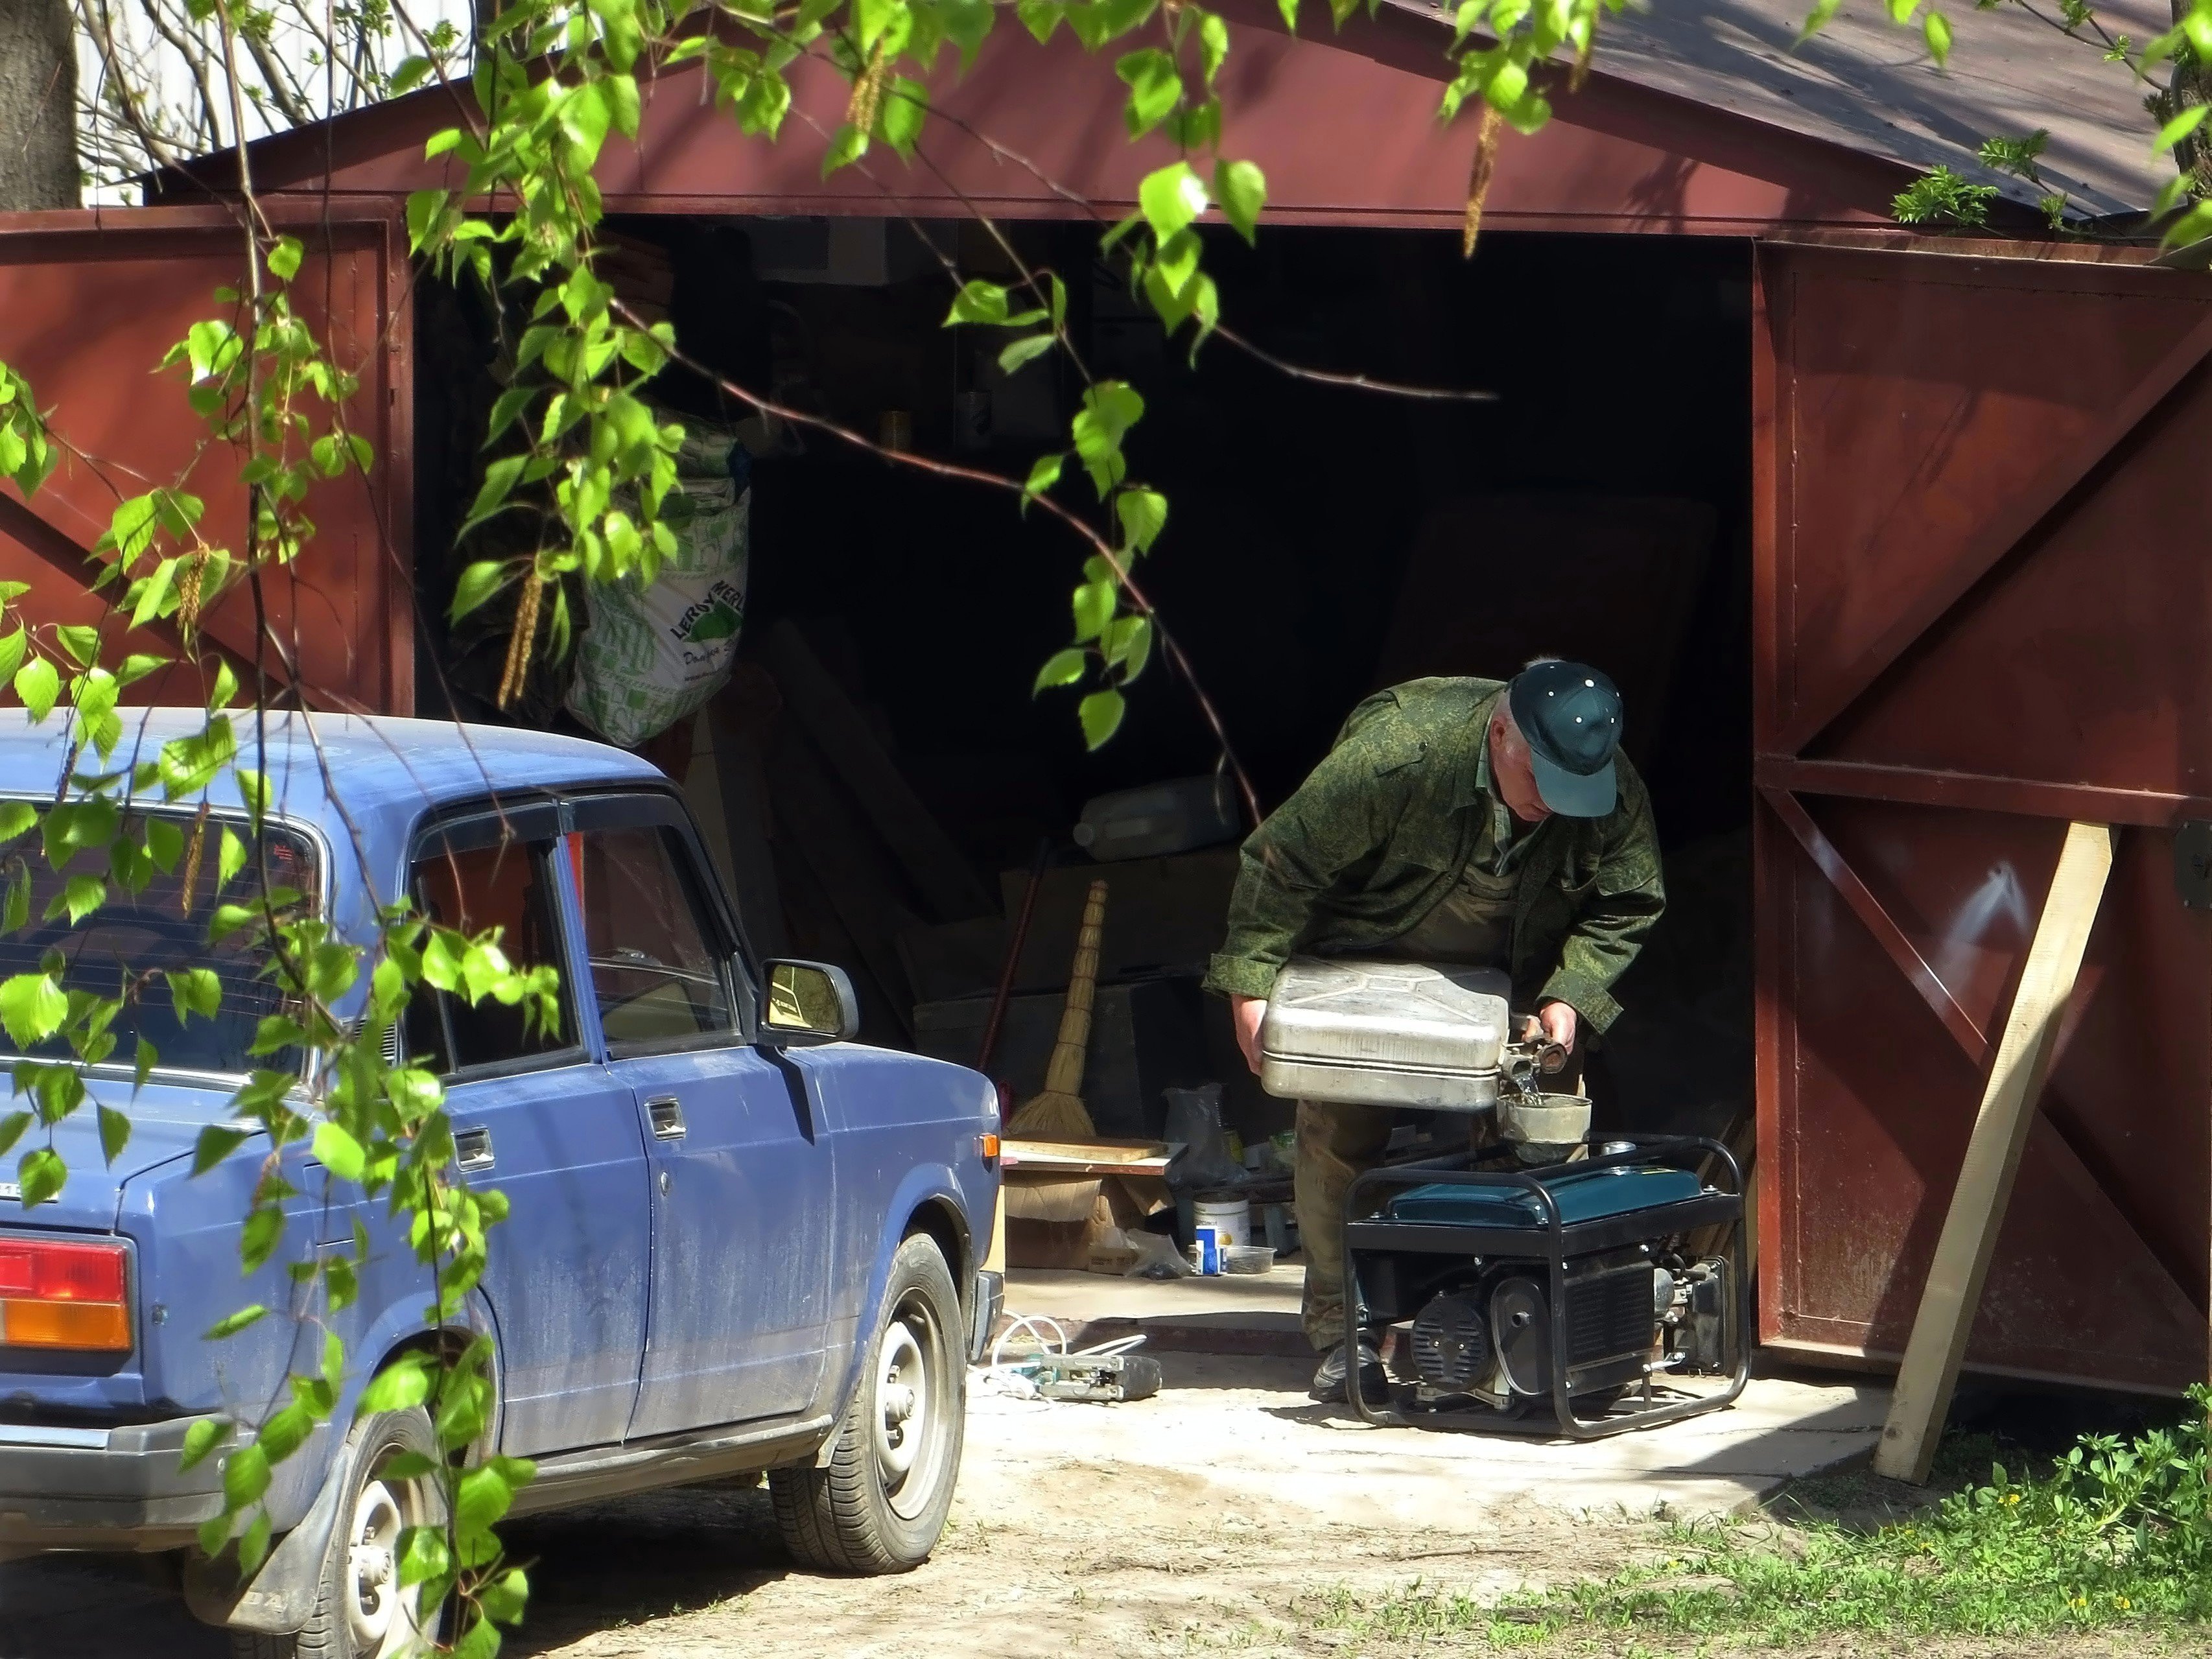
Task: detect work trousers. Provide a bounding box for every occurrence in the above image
[1293,1097,1396,1354]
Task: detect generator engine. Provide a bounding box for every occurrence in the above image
[1391,1250,1734,1409]
[1343,1131,1748,1436]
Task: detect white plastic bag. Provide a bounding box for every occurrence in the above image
[567,421,751,749]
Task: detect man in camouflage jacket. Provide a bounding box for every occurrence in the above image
[1203,663,1664,1402]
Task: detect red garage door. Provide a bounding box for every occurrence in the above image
[1754,241,2212,1393]
[0,206,411,713]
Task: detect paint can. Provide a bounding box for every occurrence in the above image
[1194,1195,1251,1252]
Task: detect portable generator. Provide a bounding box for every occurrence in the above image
[1342,1133,1748,1436]
[1257,957,1749,1437]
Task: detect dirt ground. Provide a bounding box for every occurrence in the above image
[0,1350,2181,1658]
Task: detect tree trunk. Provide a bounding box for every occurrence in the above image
[2169,0,2212,199]
[0,0,76,209]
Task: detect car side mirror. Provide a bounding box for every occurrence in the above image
[761,959,861,1046]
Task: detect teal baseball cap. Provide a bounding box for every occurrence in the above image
[1507,661,1622,818]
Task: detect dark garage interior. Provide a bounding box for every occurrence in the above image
[410,218,1757,1158]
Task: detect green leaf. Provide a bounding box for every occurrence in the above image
[0,628,25,686]
[0,1111,29,1159]
[1071,579,1116,642]
[1923,8,1951,63]
[2157,103,2210,153]
[1199,12,1230,84]
[204,1303,270,1340]
[881,76,928,158]
[14,1144,64,1210]
[266,236,303,281]
[0,972,67,1047]
[1033,648,1087,693]
[14,656,57,722]
[1078,688,1126,750]
[998,335,1058,376]
[1023,453,1065,499]
[357,1356,434,1418]
[821,123,870,177]
[191,1122,251,1176]
[223,1441,270,1511]
[178,1415,229,1472]
[97,1103,129,1166]
[1138,162,1208,243]
[241,1202,283,1270]
[1070,381,1145,497]
[945,280,1011,327]
[46,873,104,925]
[0,801,36,845]
[217,827,247,891]
[312,1121,368,1182]
[1116,488,1169,553]
[1797,0,1842,39]
[169,967,223,1022]
[1214,159,1267,245]
[455,1463,518,1536]
[1116,48,1182,137]
[54,625,98,667]
[398,1522,453,1589]
[1278,0,1297,26]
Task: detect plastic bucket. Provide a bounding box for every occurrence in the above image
[1193,1195,1251,1251]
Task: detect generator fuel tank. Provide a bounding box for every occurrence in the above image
[1257,958,1509,1111]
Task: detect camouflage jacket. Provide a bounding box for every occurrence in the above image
[1202,677,1665,1031]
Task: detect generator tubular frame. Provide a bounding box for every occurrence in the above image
[1341,1135,1750,1439]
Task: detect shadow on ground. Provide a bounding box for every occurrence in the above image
[0,1480,798,1659]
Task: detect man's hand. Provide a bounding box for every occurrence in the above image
[1520,1000,1578,1052]
[1230,993,1267,1076]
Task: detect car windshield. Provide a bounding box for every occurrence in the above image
[0,812,319,1077]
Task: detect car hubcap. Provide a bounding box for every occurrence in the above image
[346,1472,421,1657]
[875,1319,926,1481]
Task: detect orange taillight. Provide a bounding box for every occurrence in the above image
[0,1241,131,1351]
[1,1298,132,1350]
[977,1133,1001,1164]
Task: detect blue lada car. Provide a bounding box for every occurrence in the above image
[0,711,1002,1658]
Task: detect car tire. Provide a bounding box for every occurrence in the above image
[770,1232,965,1575]
[230,1402,447,1659]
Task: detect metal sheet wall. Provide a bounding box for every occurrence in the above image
[1754,242,2212,1391]
[0,206,410,714]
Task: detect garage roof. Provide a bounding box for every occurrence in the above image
[1542,0,2169,217]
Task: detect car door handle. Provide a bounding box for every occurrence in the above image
[646,1096,687,1140]
[455,1127,495,1173]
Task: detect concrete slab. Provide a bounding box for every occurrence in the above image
[970,1347,1887,1526]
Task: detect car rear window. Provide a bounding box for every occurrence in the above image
[0,810,319,1077]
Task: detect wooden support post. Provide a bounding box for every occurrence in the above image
[1874,821,2115,1483]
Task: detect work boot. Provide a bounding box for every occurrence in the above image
[1309,1336,1387,1404]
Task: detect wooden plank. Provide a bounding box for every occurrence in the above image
[760,620,996,923]
[1874,821,2115,1483]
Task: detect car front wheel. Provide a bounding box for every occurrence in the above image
[770,1232,965,1573]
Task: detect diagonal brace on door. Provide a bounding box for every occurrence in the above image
[1874,821,2115,1482]
[1761,788,2204,1334]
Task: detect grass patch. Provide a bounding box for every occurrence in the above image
[1306,1387,2212,1647]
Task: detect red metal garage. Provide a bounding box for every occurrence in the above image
[3,0,2205,1392]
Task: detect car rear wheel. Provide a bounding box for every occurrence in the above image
[770,1232,964,1574]
[231,1402,445,1659]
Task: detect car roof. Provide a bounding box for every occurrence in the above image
[0,708,665,906]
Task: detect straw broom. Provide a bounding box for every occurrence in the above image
[1007,878,1108,1138]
